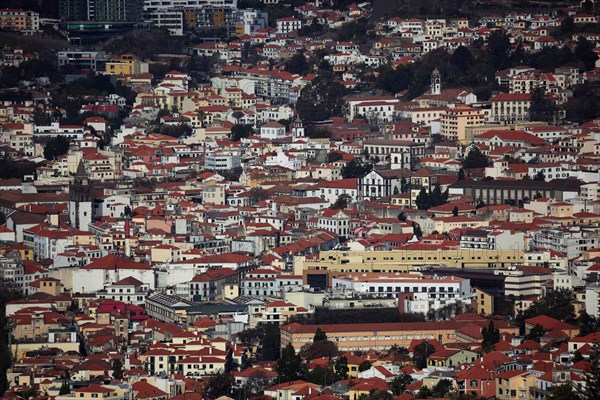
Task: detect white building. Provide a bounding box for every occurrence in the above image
[460,229,525,251]
[71,255,155,293]
[34,122,85,140]
[205,152,241,171]
[532,228,598,259]
[97,276,149,305]
[332,272,472,314]
[317,209,351,237]
[259,121,287,139]
[276,17,301,34]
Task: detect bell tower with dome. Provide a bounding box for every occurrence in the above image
[431,67,441,95]
[69,160,93,231]
[291,117,305,141]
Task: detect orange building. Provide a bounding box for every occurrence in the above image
[281,321,464,353]
[0,9,39,32]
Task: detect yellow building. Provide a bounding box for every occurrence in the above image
[548,201,573,217]
[440,105,487,143]
[495,370,536,400]
[297,249,523,286]
[105,54,148,76]
[56,384,128,400]
[472,287,494,316]
[32,277,62,297]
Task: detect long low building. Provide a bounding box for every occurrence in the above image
[296,249,523,288]
[449,179,583,205]
[332,272,472,314]
[281,320,519,353]
[281,321,461,352]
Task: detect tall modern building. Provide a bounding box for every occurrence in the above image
[59,0,143,22]
[58,0,87,21]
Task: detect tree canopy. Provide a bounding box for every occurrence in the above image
[296,72,347,122]
[44,135,71,160]
[342,157,372,179]
[481,320,500,353]
[518,289,576,323]
[275,343,307,382]
[463,147,489,169]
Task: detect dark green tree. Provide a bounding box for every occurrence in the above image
[463,147,488,169]
[575,36,598,71]
[44,135,71,160]
[390,373,412,395]
[530,87,558,124]
[302,339,338,360]
[413,222,422,238]
[413,341,435,369]
[237,323,280,361]
[313,328,327,342]
[0,157,37,179]
[363,389,394,400]
[481,320,500,353]
[548,383,581,400]
[415,188,430,210]
[341,157,372,179]
[296,72,347,121]
[415,385,433,399]
[358,360,372,372]
[203,370,234,400]
[458,167,465,180]
[450,46,473,72]
[430,184,446,207]
[305,365,336,385]
[486,30,512,70]
[111,358,123,380]
[400,177,408,193]
[334,356,349,380]
[558,17,574,39]
[533,170,546,181]
[331,194,352,210]
[248,188,270,205]
[577,312,599,336]
[566,83,600,123]
[230,124,253,141]
[578,343,600,399]
[0,279,24,395]
[432,379,453,398]
[285,53,310,75]
[524,324,547,342]
[327,152,343,163]
[224,348,234,374]
[519,289,576,322]
[58,382,70,395]
[275,343,307,382]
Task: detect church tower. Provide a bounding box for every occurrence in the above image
[431,67,441,95]
[69,160,93,231]
[291,117,305,141]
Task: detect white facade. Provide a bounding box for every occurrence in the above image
[69,200,93,231]
[276,18,301,34]
[333,273,469,295]
[260,123,287,139]
[532,228,598,259]
[71,268,155,294]
[205,153,241,171]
